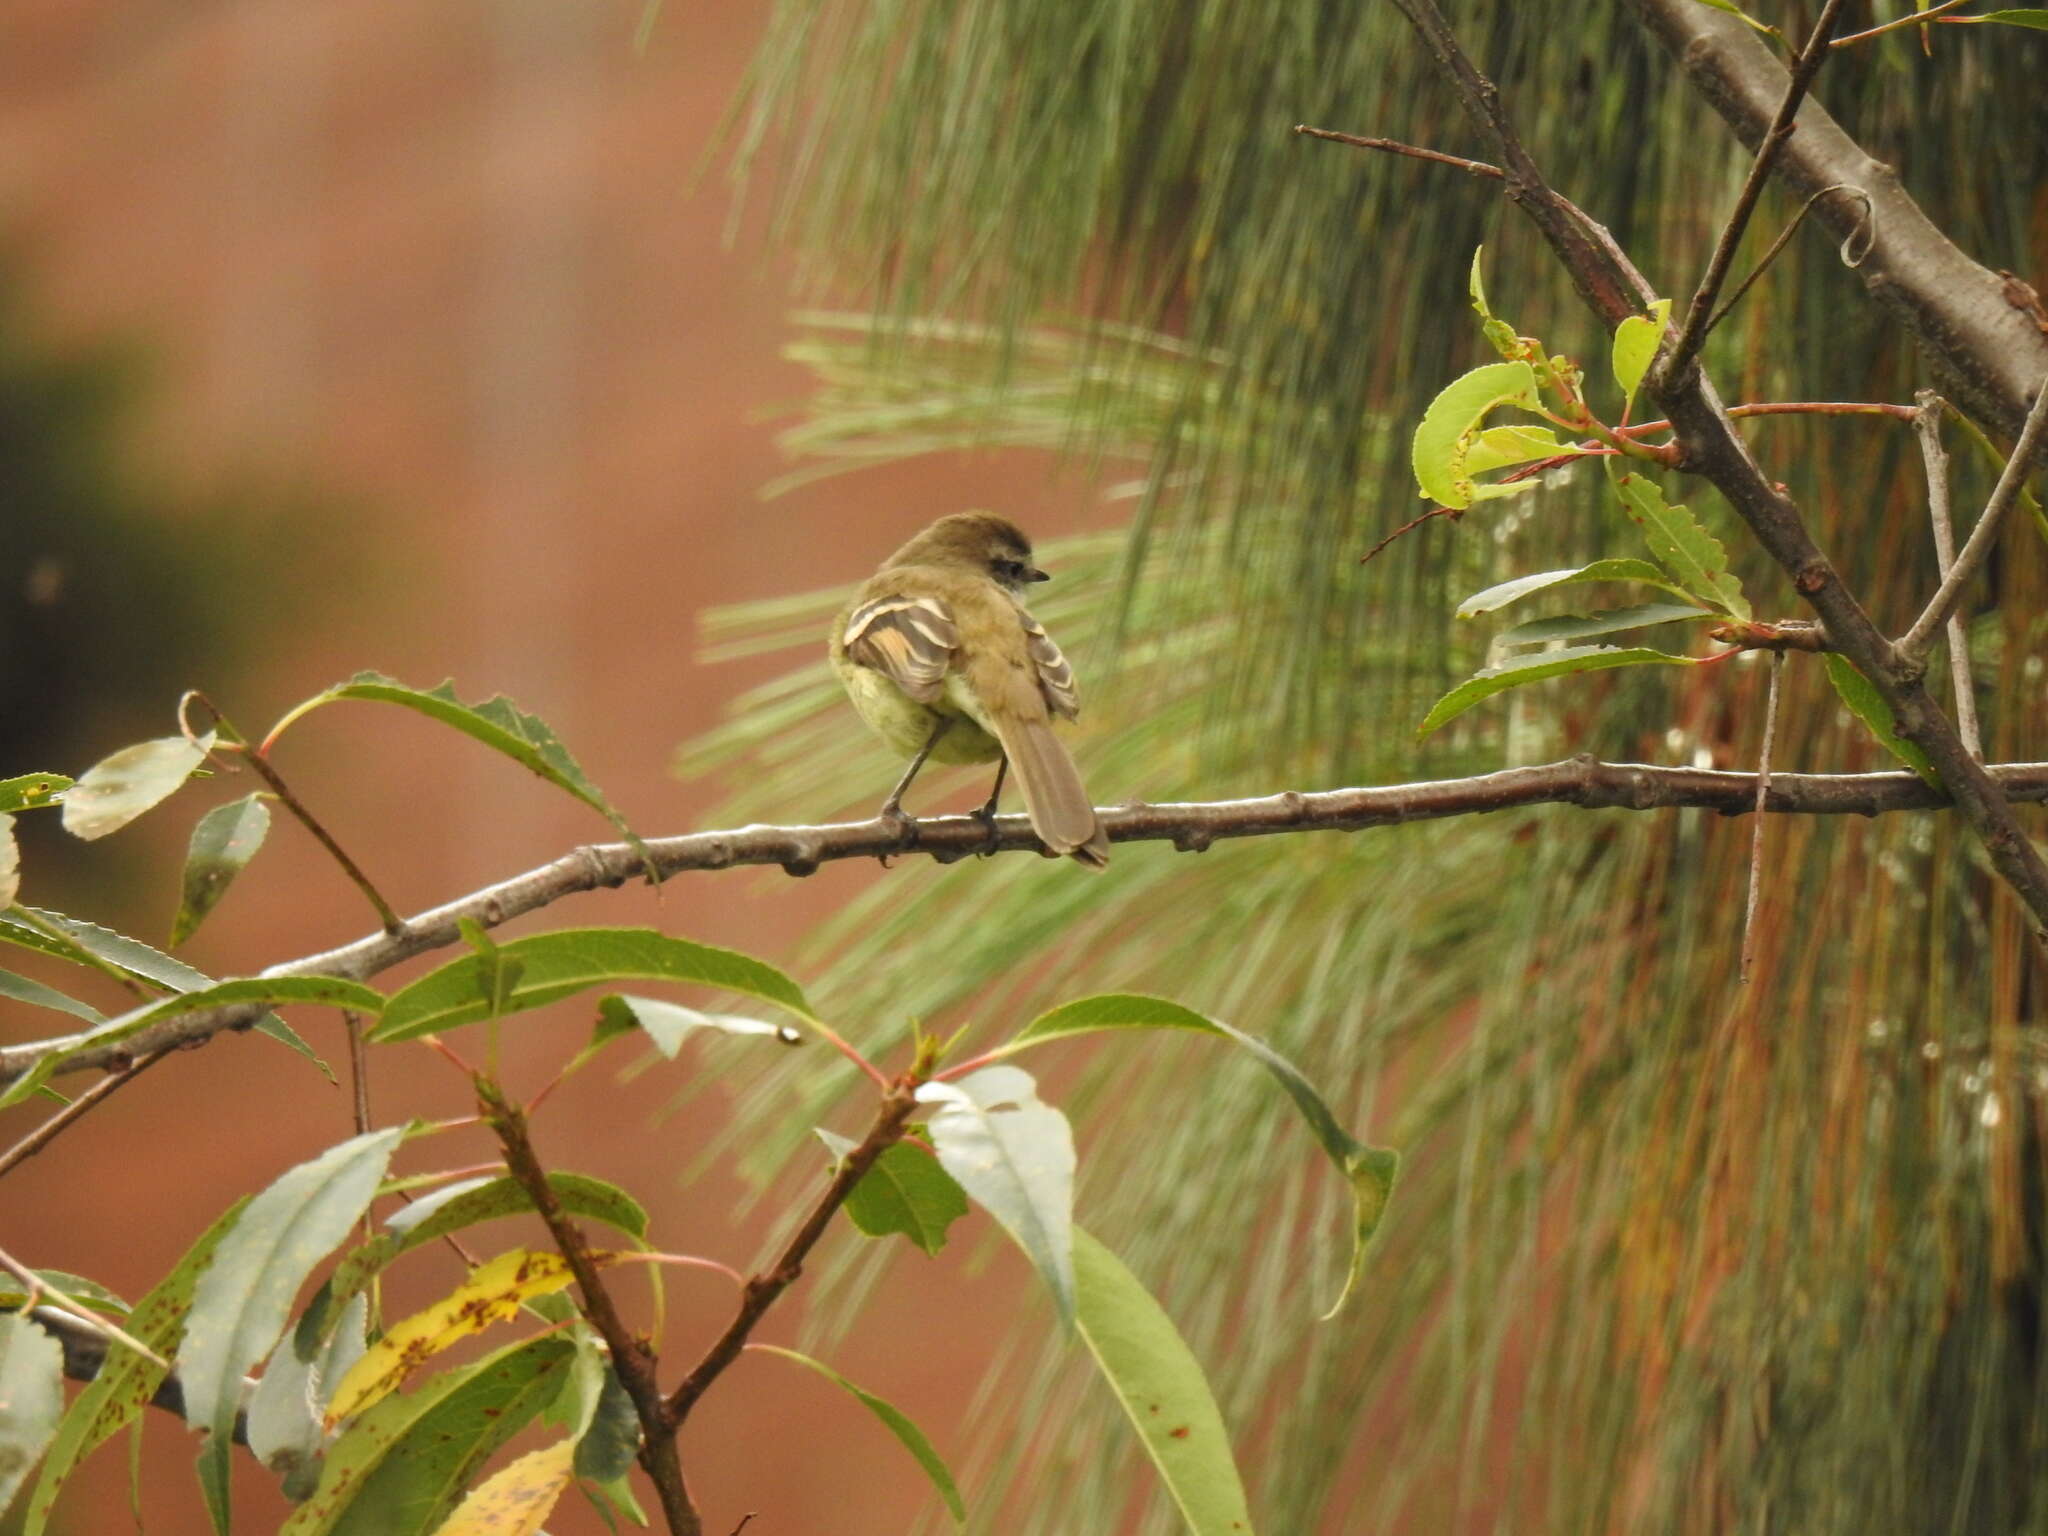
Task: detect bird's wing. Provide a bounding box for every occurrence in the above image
[842,593,959,705]
[1020,611,1080,720]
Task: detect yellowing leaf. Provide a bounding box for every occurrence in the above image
[430,1439,575,1536]
[324,1249,595,1425]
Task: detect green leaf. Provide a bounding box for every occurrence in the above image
[1457,559,1694,617]
[0,1312,65,1512]
[300,1173,647,1357]
[818,1131,970,1255]
[0,969,102,1024]
[278,1333,575,1536]
[458,918,524,1019]
[0,773,72,813]
[172,795,273,946]
[1418,645,1697,737]
[1496,601,1712,648]
[752,1345,967,1528]
[371,927,812,1043]
[1609,470,1751,618]
[915,1065,1076,1326]
[23,1199,249,1535]
[266,673,644,856]
[178,1127,406,1503]
[1463,424,1570,477]
[247,1294,369,1503]
[594,993,805,1058]
[1411,360,1539,509]
[1958,8,2048,27]
[1610,297,1671,404]
[60,735,212,841]
[571,1368,641,1483]
[1002,994,1399,1317]
[0,906,213,991]
[1071,1227,1257,1536]
[251,1013,338,1085]
[2,977,382,1107]
[1822,655,1941,786]
[0,1270,129,1316]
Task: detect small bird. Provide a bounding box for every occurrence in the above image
[830,511,1109,869]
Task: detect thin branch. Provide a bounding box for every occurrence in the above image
[1741,654,1785,984]
[1360,505,1462,566]
[1699,183,1873,340]
[10,759,2048,1087]
[1292,124,1504,179]
[0,1244,168,1370]
[228,744,406,934]
[1708,618,1830,653]
[1899,376,2048,660]
[1382,0,2048,939]
[1663,0,1850,383]
[483,1080,700,1536]
[1631,0,2048,440]
[1621,400,1918,439]
[662,1083,918,1428]
[342,1010,373,1136]
[0,1047,166,1180]
[1916,392,1983,759]
[1830,0,1973,48]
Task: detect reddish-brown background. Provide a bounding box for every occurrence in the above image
[0,3,1103,1529]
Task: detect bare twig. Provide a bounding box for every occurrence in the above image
[1915,393,1983,759]
[1708,618,1830,653]
[1899,377,2048,661]
[1621,400,1917,439]
[181,691,404,933]
[1663,0,1850,383]
[1741,653,1784,984]
[483,1080,700,1536]
[1700,183,1873,340]
[342,1010,373,1136]
[1360,505,1463,566]
[0,1047,167,1180]
[1293,124,1504,179]
[9,759,2048,1088]
[0,1243,168,1370]
[663,1083,919,1429]
[231,745,405,934]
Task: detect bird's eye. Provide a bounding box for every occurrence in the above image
[994,557,1025,580]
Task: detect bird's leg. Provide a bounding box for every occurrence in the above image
[971,756,1008,856]
[878,718,951,843]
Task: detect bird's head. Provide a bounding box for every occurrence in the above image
[886,511,1049,591]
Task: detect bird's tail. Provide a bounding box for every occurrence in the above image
[996,717,1109,870]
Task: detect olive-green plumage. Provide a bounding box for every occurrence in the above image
[830,512,1108,868]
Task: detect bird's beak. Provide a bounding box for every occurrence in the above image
[1026,566,1051,583]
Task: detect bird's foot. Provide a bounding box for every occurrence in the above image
[969,803,1003,858]
[876,802,920,866]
